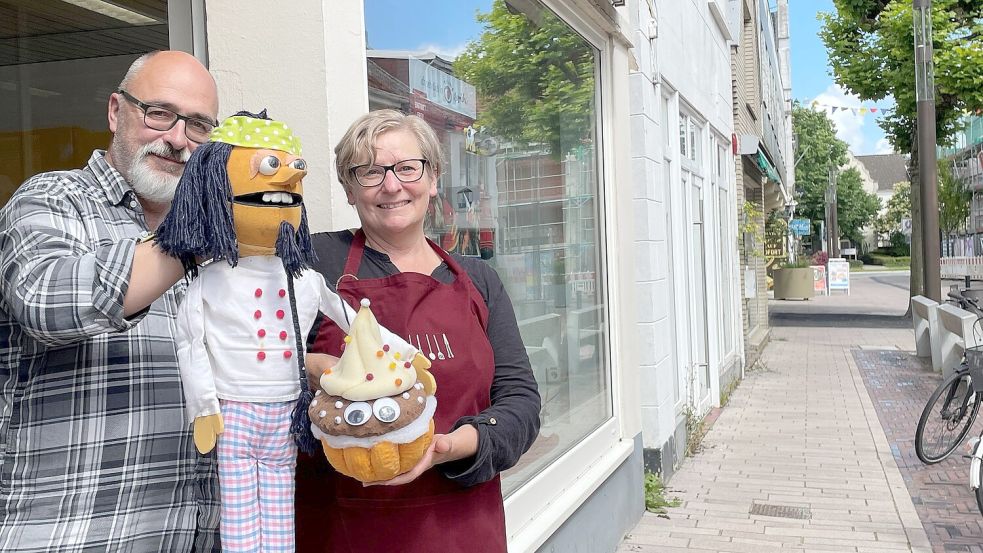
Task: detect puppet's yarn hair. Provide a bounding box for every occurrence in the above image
[275,219,316,278]
[155,140,237,278]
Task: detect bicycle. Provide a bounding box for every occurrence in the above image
[965,362,983,516]
[913,288,983,465]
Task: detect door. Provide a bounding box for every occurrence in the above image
[689,172,711,413]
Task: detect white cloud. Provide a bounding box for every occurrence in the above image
[874,137,894,154]
[812,84,867,155]
[414,41,470,61]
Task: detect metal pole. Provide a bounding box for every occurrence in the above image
[915,0,941,301]
[828,165,840,258]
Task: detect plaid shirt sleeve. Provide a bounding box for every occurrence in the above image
[0,173,145,347]
[0,160,220,553]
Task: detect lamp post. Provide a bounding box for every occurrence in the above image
[914,0,941,301]
[785,199,798,264]
[827,165,840,257]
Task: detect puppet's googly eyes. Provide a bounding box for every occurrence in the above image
[290,159,307,171]
[258,156,280,175]
[344,402,372,426]
[372,398,400,423]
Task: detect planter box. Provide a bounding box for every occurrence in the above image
[773,267,815,300]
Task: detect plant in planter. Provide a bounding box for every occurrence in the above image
[772,259,815,300]
[812,250,828,267]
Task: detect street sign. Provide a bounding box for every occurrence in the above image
[790,218,811,236]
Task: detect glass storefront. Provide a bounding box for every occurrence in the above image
[364,0,610,495]
[0,0,170,206]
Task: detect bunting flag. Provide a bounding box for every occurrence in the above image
[808,100,889,117]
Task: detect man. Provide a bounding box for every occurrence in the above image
[0,51,221,552]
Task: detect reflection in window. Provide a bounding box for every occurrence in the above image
[364,0,608,495]
[0,1,169,207]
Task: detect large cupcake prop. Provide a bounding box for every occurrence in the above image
[310,299,436,482]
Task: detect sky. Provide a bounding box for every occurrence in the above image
[363,0,490,58]
[788,0,895,155]
[363,0,893,155]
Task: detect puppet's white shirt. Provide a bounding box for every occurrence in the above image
[175,256,361,421]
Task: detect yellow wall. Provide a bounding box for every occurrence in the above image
[0,127,111,206]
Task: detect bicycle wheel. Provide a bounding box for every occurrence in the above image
[915,370,980,464]
[976,460,983,516]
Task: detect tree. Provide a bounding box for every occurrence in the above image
[792,104,849,234]
[792,104,879,247]
[938,159,971,236]
[454,0,595,158]
[820,0,983,296]
[875,181,911,237]
[835,167,883,245]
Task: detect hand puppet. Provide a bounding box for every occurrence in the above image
[154,110,429,550]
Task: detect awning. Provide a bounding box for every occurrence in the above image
[756,150,781,183]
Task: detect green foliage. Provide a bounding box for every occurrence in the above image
[792,104,881,246]
[835,167,882,245]
[889,230,911,256]
[643,471,681,514]
[779,260,813,269]
[938,159,972,235]
[849,259,864,269]
[793,104,849,228]
[820,0,983,153]
[869,253,911,266]
[683,407,708,457]
[454,1,595,158]
[875,181,911,236]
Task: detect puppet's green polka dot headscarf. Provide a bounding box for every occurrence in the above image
[210,115,302,155]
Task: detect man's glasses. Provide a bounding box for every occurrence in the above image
[350,159,429,188]
[117,89,216,143]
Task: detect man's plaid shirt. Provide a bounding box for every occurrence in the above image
[0,151,219,552]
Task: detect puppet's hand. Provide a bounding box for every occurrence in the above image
[193,413,225,454]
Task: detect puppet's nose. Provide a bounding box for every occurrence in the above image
[270,166,306,187]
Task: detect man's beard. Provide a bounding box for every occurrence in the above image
[113,138,190,204]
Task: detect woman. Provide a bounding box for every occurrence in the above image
[295,110,541,552]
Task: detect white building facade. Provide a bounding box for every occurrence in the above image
[0,0,648,551]
[628,0,744,479]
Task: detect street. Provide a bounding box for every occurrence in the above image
[618,271,983,553]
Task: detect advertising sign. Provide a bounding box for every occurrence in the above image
[790,218,811,236]
[811,265,827,295]
[408,58,477,119]
[827,258,850,294]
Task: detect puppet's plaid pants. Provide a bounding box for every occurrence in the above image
[217,400,297,553]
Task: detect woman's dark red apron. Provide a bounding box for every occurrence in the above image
[296,230,507,553]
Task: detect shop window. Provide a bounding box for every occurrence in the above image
[364,0,608,495]
[0,1,173,207]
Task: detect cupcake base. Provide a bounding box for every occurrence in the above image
[321,419,435,483]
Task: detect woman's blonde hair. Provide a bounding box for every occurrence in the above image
[334,109,444,190]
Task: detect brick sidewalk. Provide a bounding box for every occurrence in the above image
[618,322,932,553]
[853,348,983,552]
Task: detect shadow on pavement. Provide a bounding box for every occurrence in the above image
[770,311,911,328]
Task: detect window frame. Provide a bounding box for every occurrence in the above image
[501,1,633,550]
